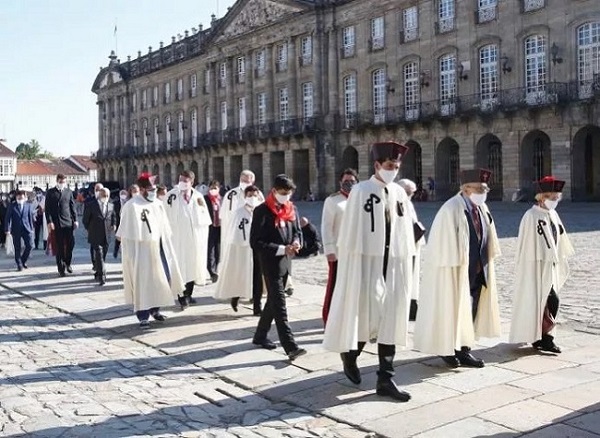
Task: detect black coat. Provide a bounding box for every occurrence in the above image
[82,200,115,246]
[45,187,76,228]
[250,203,301,278]
[113,199,123,229]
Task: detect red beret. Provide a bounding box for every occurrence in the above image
[535,176,565,193]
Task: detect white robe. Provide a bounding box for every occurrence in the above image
[413,194,502,356]
[323,176,416,352]
[320,192,348,257]
[406,198,426,300]
[509,206,574,343]
[163,187,212,285]
[116,196,185,312]
[214,205,254,300]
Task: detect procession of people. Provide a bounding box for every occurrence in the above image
[2,141,575,403]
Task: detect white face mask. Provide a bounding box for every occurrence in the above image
[469,192,488,206]
[209,189,219,196]
[274,193,291,204]
[178,181,191,192]
[378,168,399,185]
[94,191,100,198]
[145,190,157,202]
[99,197,109,204]
[17,198,25,205]
[245,196,260,208]
[544,199,559,210]
[120,194,127,201]
[57,183,65,190]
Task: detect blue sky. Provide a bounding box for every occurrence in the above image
[0,0,236,157]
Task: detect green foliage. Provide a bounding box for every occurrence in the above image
[15,139,54,160]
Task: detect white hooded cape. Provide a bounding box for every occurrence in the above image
[509,205,574,343]
[323,176,416,352]
[214,205,254,300]
[116,196,185,312]
[413,194,502,356]
[163,187,212,285]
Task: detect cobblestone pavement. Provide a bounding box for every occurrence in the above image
[0,201,599,437]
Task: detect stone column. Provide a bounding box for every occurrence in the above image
[288,37,298,119]
[247,49,255,127]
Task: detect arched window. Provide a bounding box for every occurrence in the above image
[131,121,138,148]
[439,53,456,115]
[479,44,498,105]
[153,118,159,148]
[191,108,198,147]
[524,35,546,102]
[205,107,212,132]
[178,111,184,148]
[372,68,386,124]
[343,74,357,128]
[577,22,600,98]
[165,114,171,146]
[142,119,148,150]
[404,61,420,120]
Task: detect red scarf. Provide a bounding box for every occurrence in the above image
[265,192,296,227]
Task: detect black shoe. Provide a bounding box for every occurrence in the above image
[537,335,561,353]
[210,273,219,283]
[59,271,66,277]
[151,312,167,322]
[66,265,73,274]
[441,355,460,368]
[22,263,28,269]
[456,351,485,368]
[178,296,189,311]
[187,296,197,305]
[17,266,23,272]
[230,297,239,312]
[376,379,411,402]
[99,275,106,286]
[285,287,294,296]
[341,353,361,384]
[253,310,262,317]
[139,320,151,329]
[288,348,307,361]
[253,339,276,350]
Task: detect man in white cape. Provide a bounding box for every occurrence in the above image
[163,169,212,310]
[509,177,574,353]
[214,185,263,313]
[116,173,185,328]
[414,169,501,368]
[323,142,415,402]
[398,178,426,321]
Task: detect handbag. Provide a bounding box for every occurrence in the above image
[5,234,14,257]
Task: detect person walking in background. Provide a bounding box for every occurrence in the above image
[205,180,222,283]
[251,174,306,361]
[33,190,46,250]
[509,176,574,353]
[0,193,8,249]
[427,177,436,201]
[320,168,358,325]
[83,183,104,273]
[164,170,212,309]
[414,169,501,369]
[83,188,115,285]
[45,174,78,277]
[4,190,35,271]
[116,173,184,328]
[398,178,426,321]
[323,142,415,402]
[113,185,139,259]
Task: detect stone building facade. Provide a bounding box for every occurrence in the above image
[92,0,600,201]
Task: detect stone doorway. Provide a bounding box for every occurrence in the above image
[572,125,600,201]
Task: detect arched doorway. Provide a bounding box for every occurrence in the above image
[142,164,149,173]
[163,163,172,187]
[152,164,160,181]
[190,161,199,185]
[520,130,551,191]
[435,137,460,200]
[342,146,359,172]
[118,167,125,188]
[401,140,422,187]
[476,134,503,201]
[100,169,106,181]
[176,161,184,179]
[131,165,138,185]
[572,125,600,201]
[108,167,115,181]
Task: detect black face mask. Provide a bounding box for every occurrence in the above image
[341,180,357,194]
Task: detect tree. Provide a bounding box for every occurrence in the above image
[15,139,54,159]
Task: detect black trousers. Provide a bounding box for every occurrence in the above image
[113,239,121,257]
[91,243,108,276]
[252,250,263,313]
[253,272,297,354]
[13,231,33,267]
[346,342,396,381]
[34,219,43,248]
[184,281,195,297]
[207,226,221,276]
[136,307,159,321]
[55,227,75,273]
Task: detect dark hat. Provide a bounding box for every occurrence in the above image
[371,141,409,162]
[137,172,157,189]
[535,176,565,193]
[461,168,492,184]
[273,174,296,191]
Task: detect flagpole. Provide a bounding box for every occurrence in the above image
[114,18,118,56]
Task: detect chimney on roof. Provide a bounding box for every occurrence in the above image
[211,14,216,25]
[138,51,142,58]
[108,50,118,66]
[192,27,197,33]
[199,24,203,31]
[160,41,164,49]
[185,30,189,38]
[127,55,131,61]
[172,36,176,44]
[148,46,152,53]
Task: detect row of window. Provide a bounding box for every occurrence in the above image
[0,159,15,177]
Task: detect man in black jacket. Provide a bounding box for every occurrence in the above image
[250,174,306,361]
[45,174,78,277]
[83,188,115,285]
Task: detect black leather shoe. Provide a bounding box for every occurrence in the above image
[230,297,239,312]
[187,297,197,305]
[288,348,307,361]
[59,271,66,277]
[341,353,361,384]
[22,263,28,269]
[66,265,73,274]
[99,275,106,286]
[151,312,167,322]
[253,339,276,350]
[441,355,460,368]
[178,296,189,311]
[210,273,219,283]
[376,379,411,402]
[457,351,485,368]
[17,266,23,272]
[253,310,262,317]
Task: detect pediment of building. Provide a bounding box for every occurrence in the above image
[214,0,305,41]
